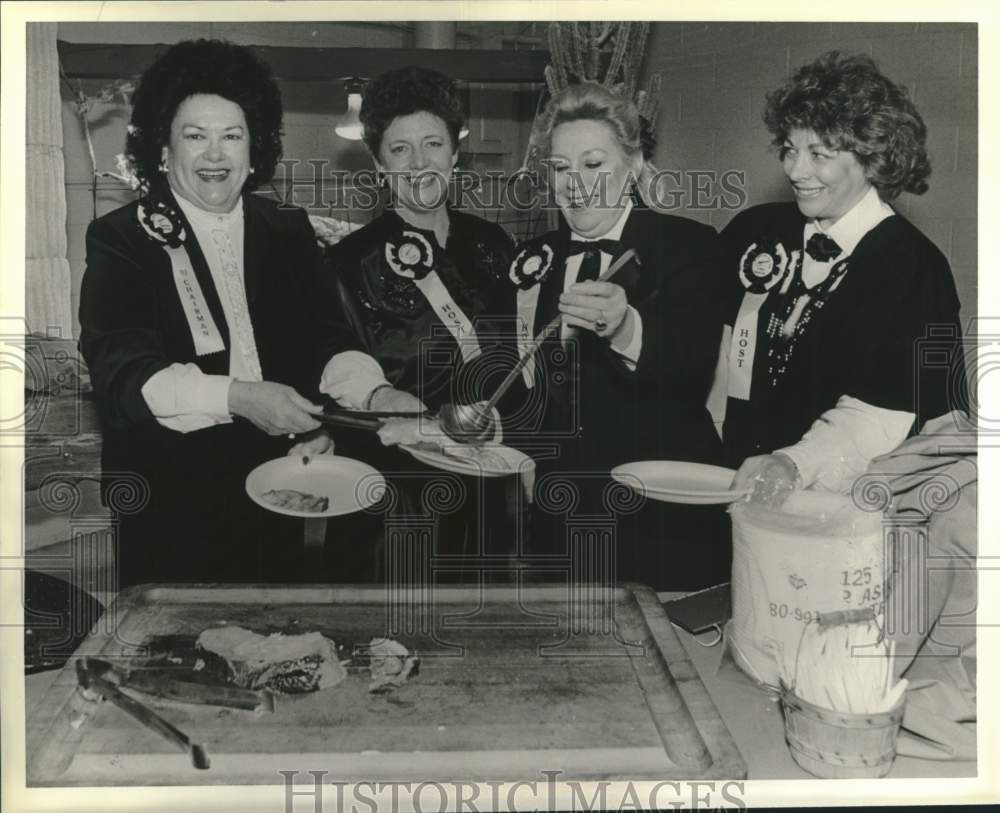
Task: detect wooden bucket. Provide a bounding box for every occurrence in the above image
[780,687,905,778]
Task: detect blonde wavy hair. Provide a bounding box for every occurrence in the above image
[530,81,666,212]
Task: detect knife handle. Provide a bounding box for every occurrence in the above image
[77,661,210,769]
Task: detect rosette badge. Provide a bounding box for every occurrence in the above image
[738,240,789,294]
[385,230,435,281]
[509,244,554,290]
[137,200,187,248]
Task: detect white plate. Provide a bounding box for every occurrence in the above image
[611,461,750,505]
[246,455,386,518]
[401,442,535,478]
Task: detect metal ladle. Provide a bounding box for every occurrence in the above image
[437,248,640,443]
[314,249,639,445]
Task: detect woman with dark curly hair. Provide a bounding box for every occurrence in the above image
[317,66,518,580]
[78,39,368,586]
[320,66,514,413]
[721,51,966,501]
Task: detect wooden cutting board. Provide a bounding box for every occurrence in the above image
[26,583,745,785]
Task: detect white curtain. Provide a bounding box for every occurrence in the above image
[25,22,73,338]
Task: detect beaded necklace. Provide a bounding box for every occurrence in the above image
[765,255,850,387]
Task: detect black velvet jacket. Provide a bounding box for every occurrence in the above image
[324,208,515,411]
[78,188,357,583]
[510,206,727,470]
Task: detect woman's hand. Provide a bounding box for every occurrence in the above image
[559,280,632,344]
[287,430,335,458]
[367,386,427,414]
[228,380,322,435]
[732,453,801,507]
[377,416,448,447]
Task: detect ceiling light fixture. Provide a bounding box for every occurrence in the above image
[335,78,365,141]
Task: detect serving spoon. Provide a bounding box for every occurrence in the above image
[438,248,640,443]
[315,248,639,445]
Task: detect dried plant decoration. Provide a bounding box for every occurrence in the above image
[543,21,660,126]
[59,66,140,218]
[518,22,661,177]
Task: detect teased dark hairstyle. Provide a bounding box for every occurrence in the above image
[763,51,930,199]
[360,66,465,156]
[125,39,283,192]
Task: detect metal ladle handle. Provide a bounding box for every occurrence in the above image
[477,247,640,416]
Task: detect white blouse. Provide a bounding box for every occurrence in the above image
[141,195,257,432]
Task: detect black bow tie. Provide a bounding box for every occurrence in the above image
[805,232,842,262]
[566,239,623,259]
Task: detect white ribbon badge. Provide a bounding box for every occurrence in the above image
[727,292,768,401]
[514,286,542,388]
[166,246,225,357]
[413,271,482,363]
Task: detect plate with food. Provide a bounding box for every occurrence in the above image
[245,455,386,518]
[377,416,533,478]
[611,461,750,504]
[401,440,533,478]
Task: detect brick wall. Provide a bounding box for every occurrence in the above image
[640,22,978,320]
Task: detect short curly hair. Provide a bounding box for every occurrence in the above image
[125,39,283,193]
[763,51,930,199]
[360,66,465,157]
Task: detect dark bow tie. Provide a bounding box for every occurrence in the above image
[566,239,623,258]
[805,232,842,262]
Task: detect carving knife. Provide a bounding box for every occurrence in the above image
[76,657,211,770]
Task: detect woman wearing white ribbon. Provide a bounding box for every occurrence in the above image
[720,54,974,758]
[79,40,366,586]
[721,52,966,503]
[318,67,517,579]
[320,66,514,428]
[511,82,730,591]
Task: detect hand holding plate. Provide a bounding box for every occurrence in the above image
[731,453,801,507]
[287,431,335,459]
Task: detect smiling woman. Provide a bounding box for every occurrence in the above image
[163,94,251,214]
[548,118,642,239]
[720,51,965,500]
[77,39,364,587]
[505,81,731,591]
[319,66,513,416]
[779,130,871,229]
[316,66,519,581]
[376,110,456,215]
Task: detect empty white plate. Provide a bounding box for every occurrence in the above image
[611,461,750,504]
[246,455,386,518]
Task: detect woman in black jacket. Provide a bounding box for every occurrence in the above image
[319,66,518,581]
[78,40,365,586]
[508,81,730,590]
[722,52,966,503]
